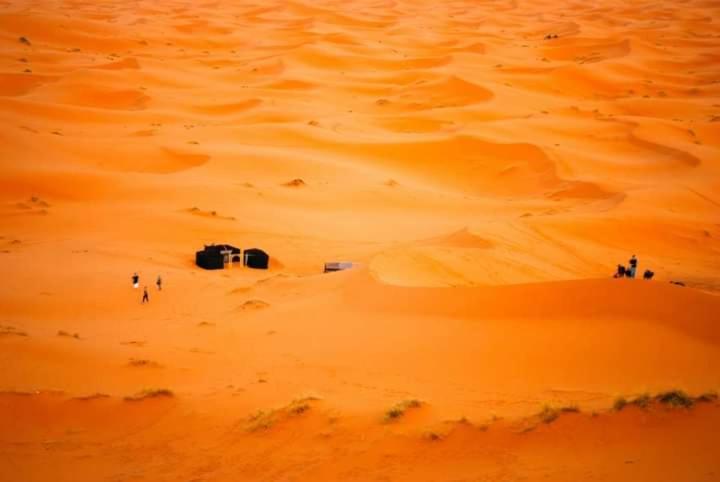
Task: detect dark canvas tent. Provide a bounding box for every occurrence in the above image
[243,248,269,269]
[196,246,224,270]
[196,244,241,270]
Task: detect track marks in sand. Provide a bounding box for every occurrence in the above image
[319,135,560,196]
[141,148,210,174]
[92,57,140,70]
[371,75,493,111]
[0,73,58,96]
[43,85,150,110]
[542,38,631,64]
[191,99,262,116]
[0,325,28,337]
[186,207,236,221]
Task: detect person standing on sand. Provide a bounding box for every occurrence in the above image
[132,272,140,289]
[156,275,162,291]
[142,286,149,304]
[629,255,638,278]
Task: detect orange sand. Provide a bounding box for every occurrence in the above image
[1,0,719,480]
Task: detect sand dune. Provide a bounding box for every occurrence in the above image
[1,0,719,480]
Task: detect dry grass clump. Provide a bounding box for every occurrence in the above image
[614,390,718,411]
[73,393,110,401]
[128,358,161,368]
[632,393,652,408]
[246,409,276,432]
[614,394,651,411]
[613,397,628,411]
[240,300,270,310]
[0,325,28,337]
[696,391,718,403]
[124,388,174,402]
[282,178,306,188]
[424,431,443,441]
[655,390,694,408]
[537,404,580,424]
[384,399,422,422]
[246,397,319,432]
[57,330,80,339]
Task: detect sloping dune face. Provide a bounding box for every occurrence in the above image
[1,0,720,481]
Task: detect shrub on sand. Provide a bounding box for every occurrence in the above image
[124,388,174,402]
[631,393,651,409]
[696,391,718,403]
[384,399,422,422]
[655,390,693,408]
[246,397,319,432]
[424,431,442,441]
[538,404,580,424]
[613,397,628,411]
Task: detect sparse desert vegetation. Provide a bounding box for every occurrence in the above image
[128,358,161,368]
[282,178,306,188]
[614,390,719,411]
[0,325,28,337]
[655,390,694,408]
[73,393,110,401]
[123,389,174,402]
[246,397,319,432]
[537,404,580,424]
[240,299,269,310]
[187,207,235,221]
[384,399,422,422]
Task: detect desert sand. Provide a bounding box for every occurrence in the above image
[1,0,720,480]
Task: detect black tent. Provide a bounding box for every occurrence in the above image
[243,248,269,269]
[196,244,241,270]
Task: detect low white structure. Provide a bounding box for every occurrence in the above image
[324,262,355,273]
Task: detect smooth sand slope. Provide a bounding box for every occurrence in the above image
[1,0,720,481]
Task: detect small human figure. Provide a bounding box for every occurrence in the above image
[643,269,654,280]
[614,264,626,278]
[142,286,149,304]
[132,272,140,288]
[156,275,162,291]
[628,255,638,278]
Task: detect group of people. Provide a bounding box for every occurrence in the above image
[131,272,163,304]
[614,255,654,280]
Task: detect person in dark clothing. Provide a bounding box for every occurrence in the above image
[132,272,140,288]
[643,269,654,280]
[628,255,638,278]
[156,275,162,291]
[614,264,626,278]
[142,286,149,304]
